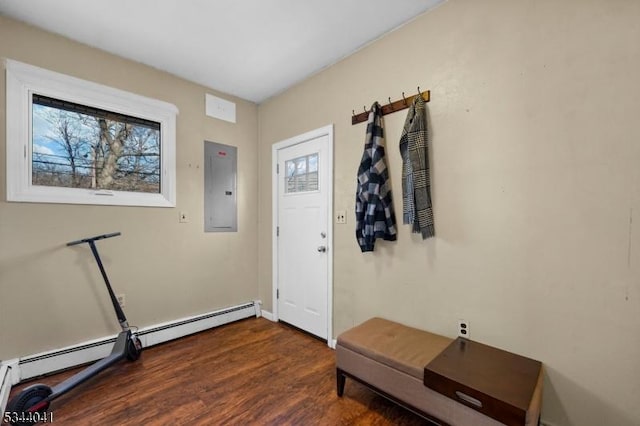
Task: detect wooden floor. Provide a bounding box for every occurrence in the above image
[5,318,431,425]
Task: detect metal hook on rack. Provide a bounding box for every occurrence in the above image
[351,88,429,125]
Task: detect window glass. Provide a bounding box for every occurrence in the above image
[285,153,319,193]
[286,160,296,177]
[308,154,318,172]
[32,95,161,194]
[295,157,306,175]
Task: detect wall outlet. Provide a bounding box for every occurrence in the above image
[179,211,189,223]
[336,210,347,224]
[458,319,469,338]
[116,294,125,308]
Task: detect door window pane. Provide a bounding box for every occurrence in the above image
[285,153,319,193]
[308,154,318,172]
[295,158,306,175]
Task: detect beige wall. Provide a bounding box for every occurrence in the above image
[2,1,640,424]
[0,16,259,359]
[258,0,640,425]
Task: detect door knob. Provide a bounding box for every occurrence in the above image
[317,246,327,253]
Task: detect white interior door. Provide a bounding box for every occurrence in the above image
[275,132,330,340]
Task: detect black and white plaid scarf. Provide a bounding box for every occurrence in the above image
[399,95,434,239]
[355,102,397,252]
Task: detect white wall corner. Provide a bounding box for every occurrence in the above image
[261,310,276,322]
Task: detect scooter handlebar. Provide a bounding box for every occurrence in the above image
[67,232,121,246]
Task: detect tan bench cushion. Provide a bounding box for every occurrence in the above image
[336,317,453,380]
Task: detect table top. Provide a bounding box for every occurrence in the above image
[424,337,542,425]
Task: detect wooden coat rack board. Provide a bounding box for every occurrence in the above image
[351,89,430,125]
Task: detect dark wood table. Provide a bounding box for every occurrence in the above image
[424,337,542,426]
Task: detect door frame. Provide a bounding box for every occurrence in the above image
[271,124,334,347]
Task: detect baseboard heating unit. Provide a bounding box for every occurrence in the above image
[4,301,261,385]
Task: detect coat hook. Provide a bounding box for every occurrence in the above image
[402,92,407,105]
[388,97,392,105]
[417,86,421,95]
[352,109,355,117]
[364,106,367,113]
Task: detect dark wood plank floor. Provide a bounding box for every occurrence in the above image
[4,318,430,425]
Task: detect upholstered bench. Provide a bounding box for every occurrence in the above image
[335,318,543,426]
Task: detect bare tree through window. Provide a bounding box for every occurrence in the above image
[32,94,161,193]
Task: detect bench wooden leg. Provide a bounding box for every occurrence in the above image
[336,368,346,397]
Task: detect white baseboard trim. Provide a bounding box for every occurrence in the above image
[330,339,337,349]
[12,301,258,383]
[261,310,275,322]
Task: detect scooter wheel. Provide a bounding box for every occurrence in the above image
[126,334,142,361]
[5,383,52,426]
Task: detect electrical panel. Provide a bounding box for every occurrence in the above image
[204,141,237,232]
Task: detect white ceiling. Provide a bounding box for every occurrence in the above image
[0,0,444,103]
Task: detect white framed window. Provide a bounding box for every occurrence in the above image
[285,153,319,194]
[5,59,178,207]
